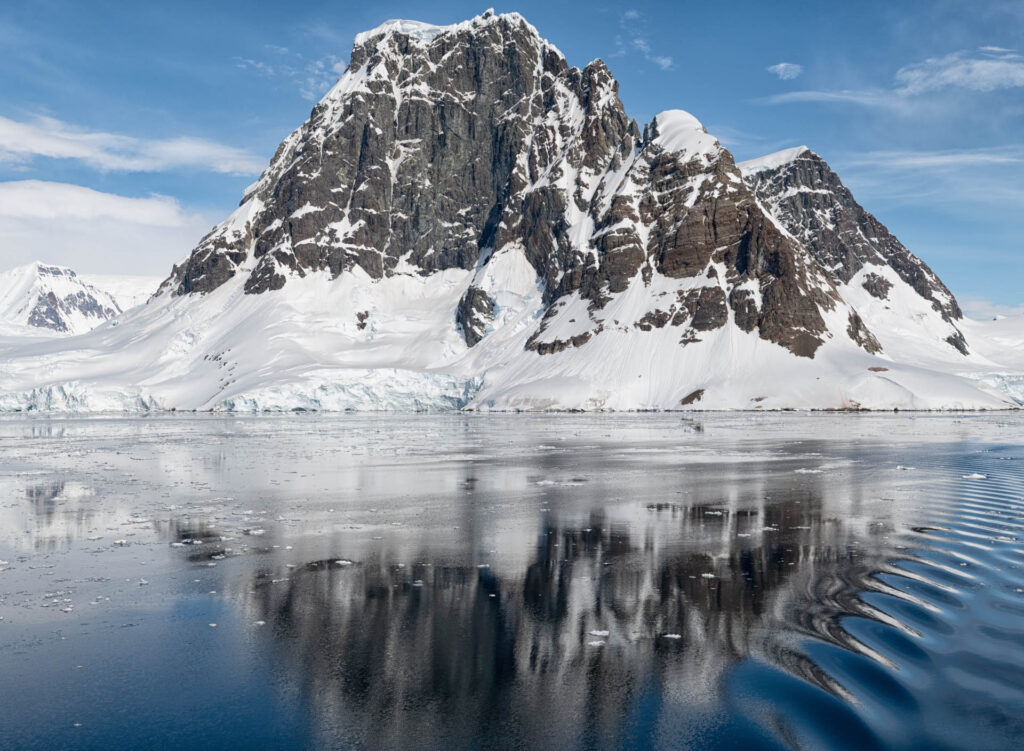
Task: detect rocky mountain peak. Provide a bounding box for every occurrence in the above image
[159,7,970,401]
[740,146,969,354]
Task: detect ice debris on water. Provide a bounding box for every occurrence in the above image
[962,473,987,479]
[588,630,609,637]
[662,634,682,639]
[587,640,605,647]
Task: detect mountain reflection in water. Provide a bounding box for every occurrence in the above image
[1,414,1023,751]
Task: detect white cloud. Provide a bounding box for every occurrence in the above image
[895,48,1024,94]
[0,115,265,175]
[0,180,188,225]
[0,181,214,275]
[767,62,803,80]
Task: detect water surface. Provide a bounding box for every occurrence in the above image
[1,414,1022,750]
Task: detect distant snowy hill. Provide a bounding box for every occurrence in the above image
[0,263,159,337]
[0,11,1018,412]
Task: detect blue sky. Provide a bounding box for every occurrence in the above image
[1,0,1022,316]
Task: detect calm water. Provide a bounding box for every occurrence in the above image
[0,413,1022,750]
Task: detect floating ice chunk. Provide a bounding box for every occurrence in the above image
[209,623,217,628]
[335,559,353,566]
[254,620,266,626]
[588,629,609,637]
[113,539,127,546]
[243,528,266,536]
[661,633,682,639]
[700,573,715,579]
[962,473,987,479]
[412,580,424,587]
[794,468,822,474]
[587,640,606,647]
[138,579,148,586]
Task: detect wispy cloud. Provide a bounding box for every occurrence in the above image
[894,47,1024,94]
[837,144,1024,210]
[846,145,1024,169]
[763,47,1024,108]
[767,62,802,80]
[761,89,898,109]
[613,10,673,71]
[0,115,265,175]
[232,49,347,101]
[0,180,214,275]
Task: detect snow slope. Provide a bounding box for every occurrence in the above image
[0,253,1012,413]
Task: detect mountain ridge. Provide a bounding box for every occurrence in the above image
[0,11,1018,412]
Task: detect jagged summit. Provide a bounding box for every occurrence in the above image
[352,9,547,48]
[737,146,811,175]
[1,12,1016,412]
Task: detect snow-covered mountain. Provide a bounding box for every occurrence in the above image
[0,11,1018,412]
[0,262,159,336]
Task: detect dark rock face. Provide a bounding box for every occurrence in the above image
[742,149,961,318]
[861,272,893,300]
[456,286,494,346]
[162,11,895,361]
[741,149,968,357]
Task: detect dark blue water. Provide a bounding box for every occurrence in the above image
[0,414,1022,749]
